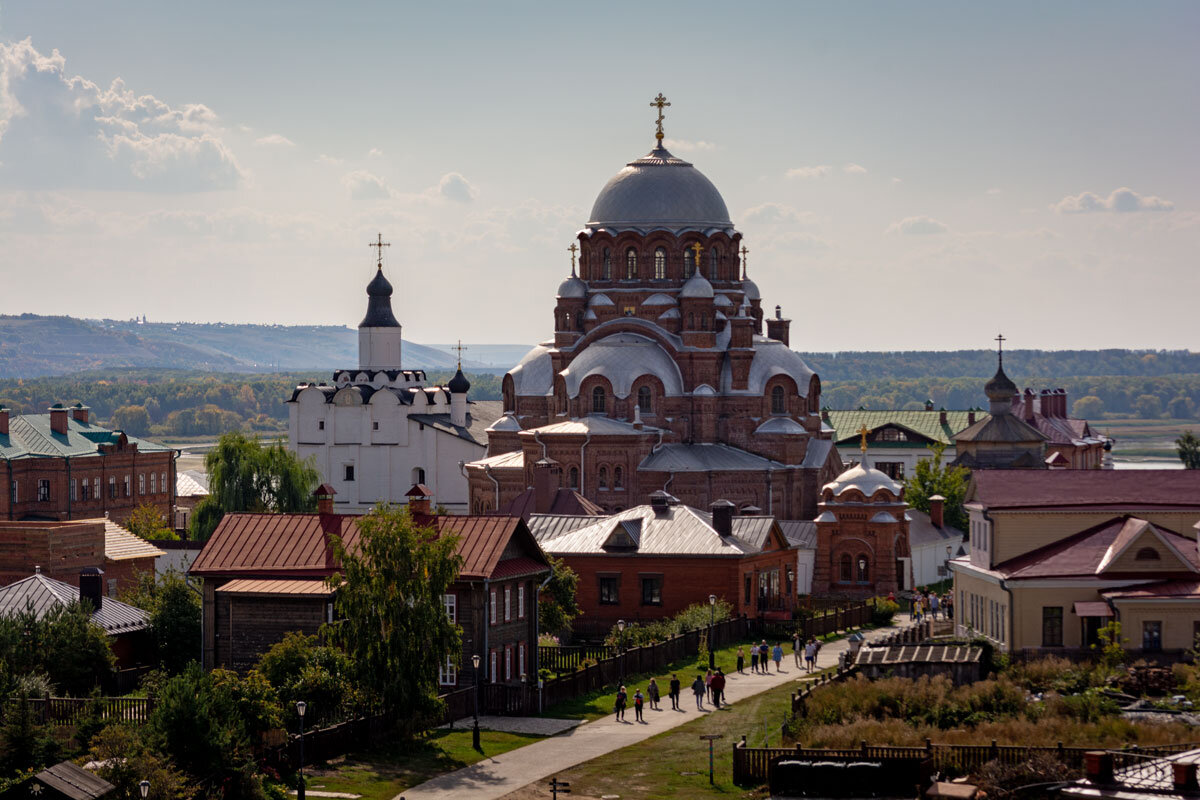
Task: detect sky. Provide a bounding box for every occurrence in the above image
[0,1,1197,351]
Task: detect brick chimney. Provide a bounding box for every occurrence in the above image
[1085,751,1114,785]
[928,494,945,528]
[1174,761,1199,794]
[406,483,433,515]
[0,405,8,435]
[1024,388,1037,422]
[49,403,69,435]
[71,403,90,424]
[938,409,948,426]
[711,499,735,537]
[79,567,104,611]
[967,410,976,425]
[925,399,934,412]
[314,483,337,514]
[765,305,790,347]
[533,458,560,514]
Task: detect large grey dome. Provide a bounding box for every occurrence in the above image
[587,144,733,233]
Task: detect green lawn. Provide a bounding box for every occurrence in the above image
[299,729,545,800]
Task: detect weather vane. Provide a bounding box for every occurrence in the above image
[650,93,670,141]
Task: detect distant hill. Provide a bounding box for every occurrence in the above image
[0,314,527,378]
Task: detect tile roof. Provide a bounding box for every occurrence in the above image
[968,470,1200,510]
[498,487,605,521]
[0,413,171,460]
[825,410,976,446]
[994,516,1199,580]
[99,519,166,561]
[216,578,335,596]
[0,572,149,635]
[638,442,784,473]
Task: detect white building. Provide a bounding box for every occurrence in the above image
[287,254,502,513]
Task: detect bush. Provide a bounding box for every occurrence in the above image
[254,632,356,727]
[605,598,734,649]
[871,598,900,626]
[974,752,1072,799]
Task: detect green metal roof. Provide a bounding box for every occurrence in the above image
[825,409,981,447]
[0,414,171,461]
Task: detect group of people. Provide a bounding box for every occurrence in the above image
[904,588,952,622]
[614,669,730,722]
[735,640,786,674]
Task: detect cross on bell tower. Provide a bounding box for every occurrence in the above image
[368,233,390,269]
[568,243,578,276]
[453,340,468,369]
[856,424,871,455]
[995,333,1006,367]
[739,245,749,279]
[649,93,671,142]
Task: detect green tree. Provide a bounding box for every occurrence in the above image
[538,555,581,635]
[1072,395,1105,419]
[1178,431,1200,470]
[325,506,462,730]
[126,503,179,542]
[1133,393,1163,419]
[0,690,60,778]
[1169,395,1197,420]
[189,432,319,540]
[120,570,201,674]
[0,604,116,696]
[255,632,356,726]
[88,724,193,800]
[111,404,152,436]
[904,443,971,532]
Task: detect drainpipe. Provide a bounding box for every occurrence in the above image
[981,507,1014,654]
[534,430,549,461]
[482,578,490,691]
[578,431,592,494]
[651,426,664,454]
[65,456,72,520]
[663,471,674,495]
[483,464,500,510]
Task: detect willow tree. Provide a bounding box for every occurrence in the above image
[324,505,462,729]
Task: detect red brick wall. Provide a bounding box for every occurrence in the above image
[0,450,175,524]
[0,520,105,585]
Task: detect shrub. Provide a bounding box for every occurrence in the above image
[605,598,733,649]
[871,598,900,626]
[974,752,1072,799]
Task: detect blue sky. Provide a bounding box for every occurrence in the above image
[0,1,1196,350]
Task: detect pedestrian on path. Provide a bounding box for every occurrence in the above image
[760,640,770,673]
[647,678,660,710]
[804,639,817,672]
[930,593,940,620]
[749,643,759,673]
[633,688,645,723]
[692,674,706,710]
[704,669,713,702]
[736,646,745,674]
[772,642,784,672]
[792,633,802,668]
[669,673,681,710]
[711,669,726,709]
[614,685,627,722]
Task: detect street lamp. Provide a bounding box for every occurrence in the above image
[708,594,717,669]
[296,700,307,800]
[617,619,626,684]
[471,654,482,752]
[139,780,149,799]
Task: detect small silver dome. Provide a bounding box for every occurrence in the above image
[587,144,733,233]
[741,278,761,301]
[557,274,587,299]
[680,272,714,299]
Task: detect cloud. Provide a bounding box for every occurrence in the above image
[843,163,867,174]
[663,138,716,153]
[785,165,832,179]
[886,215,949,235]
[255,133,294,147]
[437,172,476,203]
[742,202,815,227]
[0,38,243,191]
[315,154,343,166]
[986,187,1002,196]
[1054,187,1174,214]
[342,170,392,200]
[367,147,383,158]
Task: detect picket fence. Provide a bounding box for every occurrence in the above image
[10,695,154,725]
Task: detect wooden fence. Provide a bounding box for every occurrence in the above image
[10,695,154,725]
[732,738,1200,786]
[538,643,613,674]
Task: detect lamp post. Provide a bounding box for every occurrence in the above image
[296,700,307,800]
[617,619,626,685]
[708,594,717,669]
[471,654,482,752]
[139,780,149,799]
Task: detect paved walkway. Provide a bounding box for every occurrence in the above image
[395,624,905,800]
[442,715,584,736]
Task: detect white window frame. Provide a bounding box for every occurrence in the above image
[504,586,512,622]
[490,590,497,625]
[505,645,512,681]
[124,475,131,497]
[139,473,146,495]
[150,472,157,494]
[518,642,526,680]
[443,593,457,624]
[518,584,526,619]
[490,650,497,682]
[70,479,77,502]
[93,477,100,500]
[439,655,456,686]
[38,479,50,502]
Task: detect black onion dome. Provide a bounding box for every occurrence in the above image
[359,268,400,328]
[984,364,1018,402]
[448,368,471,394]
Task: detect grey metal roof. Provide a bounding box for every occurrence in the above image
[586,144,733,233]
[638,443,784,473]
[0,413,171,461]
[410,400,503,447]
[742,277,761,300]
[778,520,817,549]
[641,293,677,307]
[755,417,807,435]
[485,413,522,433]
[509,344,556,397]
[560,332,685,399]
[0,573,149,635]
[907,508,965,548]
[557,274,587,298]
[176,470,209,497]
[680,272,714,299]
[528,513,605,540]
[33,761,115,800]
[524,415,660,437]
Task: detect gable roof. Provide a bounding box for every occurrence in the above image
[825,409,976,447]
[99,519,166,562]
[0,572,149,635]
[0,413,172,461]
[994,516,1199,580]
[497,487,605,521]
[906,509,965,549]
[953,412,1046,444]
[967,470,1200,511]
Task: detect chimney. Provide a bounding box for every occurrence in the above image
[1057,388,1068,418]
[49,403,69,435]
[71,403,90,424]
[711,500,735,538]
[0,405,8,435]
[938,409,947,426]
[1024,388,1037,422]
[314,483,337,514]
[533,458,559,513]
[650,490,672,516]
[1174,761,1199,793]
[924,399,934,412]
[1085,751,1114,785]
[967,410,976,425]
[929,495,945,528]
[765,307,790,347]
[79,567,104,612]
[632,405,643,431]
[406,483,433,515]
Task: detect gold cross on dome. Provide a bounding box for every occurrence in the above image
[650,93,671,141]
[453,340,468,369]
[368,233,390,268]
[690,241,704,268]
[568,243,578,275]
[856,424,871,454]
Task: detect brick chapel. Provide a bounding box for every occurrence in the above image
[467,97,843,520]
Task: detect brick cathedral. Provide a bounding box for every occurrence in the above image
[466,97,843,520]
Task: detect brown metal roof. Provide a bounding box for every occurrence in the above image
[995,516,1199,579]
[216,578,335,596]
[498,487,604,521]
[968,470,1200,510]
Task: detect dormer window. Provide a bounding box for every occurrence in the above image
[1135,547,1161,561]
[625,248,638,279]
[654,248,666,279]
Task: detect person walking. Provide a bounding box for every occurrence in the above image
[760,640,770,672]
[711,669,726,709]
[647,677,660,711]
[772,642,784,672]
[792,633,802,668]
[633,688,645,722]
[805,638,818,672]
[749,642,759,673]
[614,685,627,722]
[692,674,706,710]
[930,593,940,620]
[669,673,681,711]
[736,646,745,674]
[704,669,713,703]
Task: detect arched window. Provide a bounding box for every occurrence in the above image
[710,248,719,280]
[591,386,606,413]
[598,466,609,490]
[614,466,624,489]
[1136,547,1161,561]
[857,556,870,583]
[412,467,426,485]
[688,312,695,329]
[771,385,786,414]
[701,315,709,331]
[625,248,638,279]
[569,466,579,489]
[654,248,666,279]
[638,386,652,414]
[840,554,852,583]
[684,246,696,277]
[602,248,612,280]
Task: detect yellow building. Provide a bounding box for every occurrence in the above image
[949,470,1200,655]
